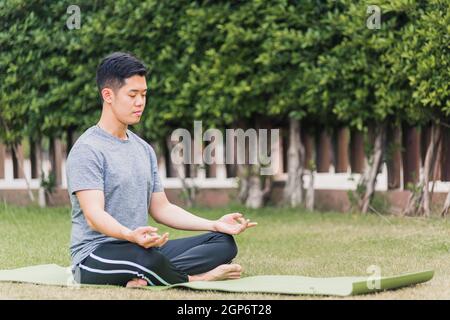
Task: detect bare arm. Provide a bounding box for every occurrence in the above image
[149,191,216,231]
[75,189,131,239]
[76,189,168,248]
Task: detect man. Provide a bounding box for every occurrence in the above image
[66,52,257,288]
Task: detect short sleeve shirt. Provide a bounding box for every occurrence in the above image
[66,125,163,267]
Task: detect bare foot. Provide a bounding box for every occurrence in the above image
[188,264,243,282]
[126,278,148,288]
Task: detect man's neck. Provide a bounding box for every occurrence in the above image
[96,119,128,141]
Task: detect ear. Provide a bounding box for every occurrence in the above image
[101,88,114,104]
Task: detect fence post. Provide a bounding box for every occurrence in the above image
[440,128,450,181]
[335,127,349,173]
[29,137,42,179]
[386,125,402,189]
[316,130,331,173]
[402,125,420,186]
[301,128,314,170]
[350,130,365,174]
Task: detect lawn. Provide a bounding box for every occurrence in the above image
[0,202,449,299]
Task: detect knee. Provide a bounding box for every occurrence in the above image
[138,249,167,270]
[211,232,238,261]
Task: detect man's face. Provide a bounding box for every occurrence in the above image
[103,75,147,125]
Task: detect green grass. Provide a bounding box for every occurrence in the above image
[1,202,449,299]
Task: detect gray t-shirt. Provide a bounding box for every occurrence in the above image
[66,125,163,267]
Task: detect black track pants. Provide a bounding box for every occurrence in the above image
[73,231,238,286]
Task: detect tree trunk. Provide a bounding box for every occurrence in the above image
[230,120,251,205]
[166,136,195,207]
[432,132,442,182]
[30,136,47,207]
[66,127,76,157]
[38,137,47,208]
[11,143,24,179]
[245,166,263,208]
[302,129,315,210]
[244,118,274,209]
[305,168,315,211]
[441,189,450,217]
[359,124,386,213]
[422,125,441,216]
[237,163,249,203]
[49,138,63,188]
[0,143,5,179]
[386,125,402,189]
[0,115,35,202]
[12,142,35,203]
[403,124,441,216]
[283,118,305,207]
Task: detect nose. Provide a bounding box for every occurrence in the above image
[135,95,145,106]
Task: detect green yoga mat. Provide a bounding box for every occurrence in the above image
[0,264,434,296]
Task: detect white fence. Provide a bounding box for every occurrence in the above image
[1,129,450,195]
[1,154,450,192]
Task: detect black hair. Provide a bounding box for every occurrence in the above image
[96,52,147,99]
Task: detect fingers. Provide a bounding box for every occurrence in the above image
[231,212,243,219]
[233,214,257,228]
[219,213,258,235]
[236,217,248,232]
[154,232,169,247]
[237,217,248,225]
[142,232,169,248]
[145,233,161,241]
[236,218,257,234]
[137,226,158,234]
[141,234,160,248]
[240,218,257,228]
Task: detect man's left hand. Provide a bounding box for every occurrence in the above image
[212,212,257,235]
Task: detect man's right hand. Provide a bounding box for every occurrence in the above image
[124,226,169,248]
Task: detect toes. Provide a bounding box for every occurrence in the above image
[137,279,148,286]
[126,278,147,288]
[228,272,241,278]
[232,264,242,272]
[126,280,139,288]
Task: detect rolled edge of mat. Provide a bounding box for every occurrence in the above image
[351,270,434,295]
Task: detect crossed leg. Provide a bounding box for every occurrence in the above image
[76,232,242,287]
[128,231,242,287]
